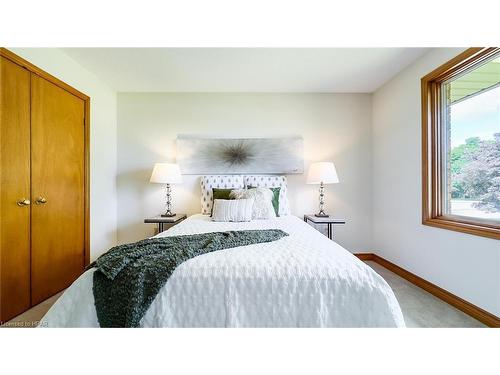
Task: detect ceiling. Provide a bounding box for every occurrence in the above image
[62,48,429,93]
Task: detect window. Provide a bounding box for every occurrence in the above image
[422,48,500,239]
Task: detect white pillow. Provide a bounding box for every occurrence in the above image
[211,198,254,222]
[230,188,276,220]
[200,175,245,215]
[243,175,291,216]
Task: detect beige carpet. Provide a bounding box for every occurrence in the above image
[1,292,63,328]
[366,261,484,327]
[1,262,485,328]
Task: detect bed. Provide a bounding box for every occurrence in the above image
[40,213,405,327]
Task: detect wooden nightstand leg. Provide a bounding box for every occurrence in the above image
[328,223,332,240]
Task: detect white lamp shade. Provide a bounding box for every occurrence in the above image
[306,162,339,184]
[150,163,183,184]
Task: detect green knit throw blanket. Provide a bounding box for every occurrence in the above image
[90,229,288,327]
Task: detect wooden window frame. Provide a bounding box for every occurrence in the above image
[422,47,500,240]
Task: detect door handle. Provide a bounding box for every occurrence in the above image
[17,198,31,206]
[35,197,47,205]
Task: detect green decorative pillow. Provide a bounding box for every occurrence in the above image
[248,186,280,216]
[211,188,234,215]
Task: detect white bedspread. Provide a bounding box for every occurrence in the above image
[40,214,405,327]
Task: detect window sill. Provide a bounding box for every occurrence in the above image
[423,216,500,240]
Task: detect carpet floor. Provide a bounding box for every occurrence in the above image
[365,261,484,327]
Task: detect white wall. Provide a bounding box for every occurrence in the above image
[11,48,118,260]
[117,93,373,252]
[372,48,500,317]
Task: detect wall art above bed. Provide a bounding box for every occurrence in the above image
[176,135,304,174]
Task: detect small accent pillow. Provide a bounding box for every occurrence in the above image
[248,186,280,216]
[211,188,234,215]
[212,188,233,200]
[212,198,254,222]
[230,188,276,220]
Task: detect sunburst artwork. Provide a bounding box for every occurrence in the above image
[176,135,304,174]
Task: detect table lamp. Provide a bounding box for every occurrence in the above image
[306,162,339,217]
[150,163,183,217]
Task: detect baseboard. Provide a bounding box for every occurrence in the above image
[355,252,500,328]
[353,253,375,261]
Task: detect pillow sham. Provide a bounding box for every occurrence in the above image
[212,188,233,200]
[211,198,254,222]
[244,175,291,216]
[248,186,280,216]
[230,188,276,220]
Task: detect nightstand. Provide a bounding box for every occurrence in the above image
[144,214,187,233]
[303,214,346,240]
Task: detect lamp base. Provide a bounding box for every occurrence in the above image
[315,213,330,218]
[315,183,330,218]
[162,183,176,217]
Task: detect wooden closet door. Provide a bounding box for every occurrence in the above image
[30,74,85,305]
[0,56,31,322]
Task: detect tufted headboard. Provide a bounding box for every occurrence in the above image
[200,175,291,216]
